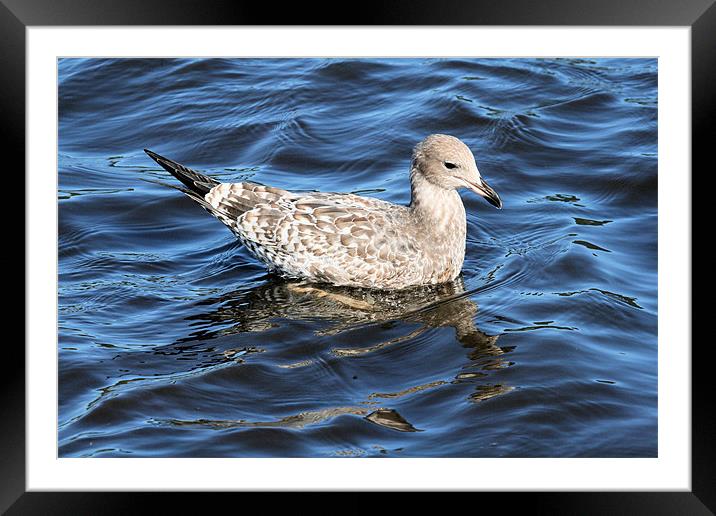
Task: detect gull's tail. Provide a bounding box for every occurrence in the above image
[144,149,219,197]
[144,148,259,236]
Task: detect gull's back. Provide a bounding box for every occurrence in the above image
[224,188,422,288]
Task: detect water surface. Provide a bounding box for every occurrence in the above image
[58,58,657,457]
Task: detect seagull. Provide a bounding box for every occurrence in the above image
[145,134,501,289]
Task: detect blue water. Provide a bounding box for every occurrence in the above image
[58,58,657,457]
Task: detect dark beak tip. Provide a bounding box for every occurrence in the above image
[465,179,502,210]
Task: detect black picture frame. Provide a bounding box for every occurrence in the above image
[5,0,709,512]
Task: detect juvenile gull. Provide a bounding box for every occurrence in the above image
[145,134,502,289]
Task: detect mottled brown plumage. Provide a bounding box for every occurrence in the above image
[145,134,501,289]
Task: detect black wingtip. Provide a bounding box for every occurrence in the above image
[144,148,163,161]
[144,148,179,177]
[143,148,218,197]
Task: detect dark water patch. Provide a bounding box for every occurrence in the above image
[574,217,612,226]
[572,239,612,253]
[546,193,582,203]
[504,324,578,333]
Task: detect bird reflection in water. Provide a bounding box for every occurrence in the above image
[105,275,519,437]
[155,276,515,432]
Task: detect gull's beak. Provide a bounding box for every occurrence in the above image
[463,178,502,209]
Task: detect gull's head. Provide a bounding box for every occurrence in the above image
[411,134,502,209]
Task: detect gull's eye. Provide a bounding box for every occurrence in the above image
[444,162,458,170]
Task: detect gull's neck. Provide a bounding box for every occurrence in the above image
[408,168,468,280]
[408,168,466,228]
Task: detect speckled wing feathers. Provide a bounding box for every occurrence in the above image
[206,185,422,287]
[204,183,297,231]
